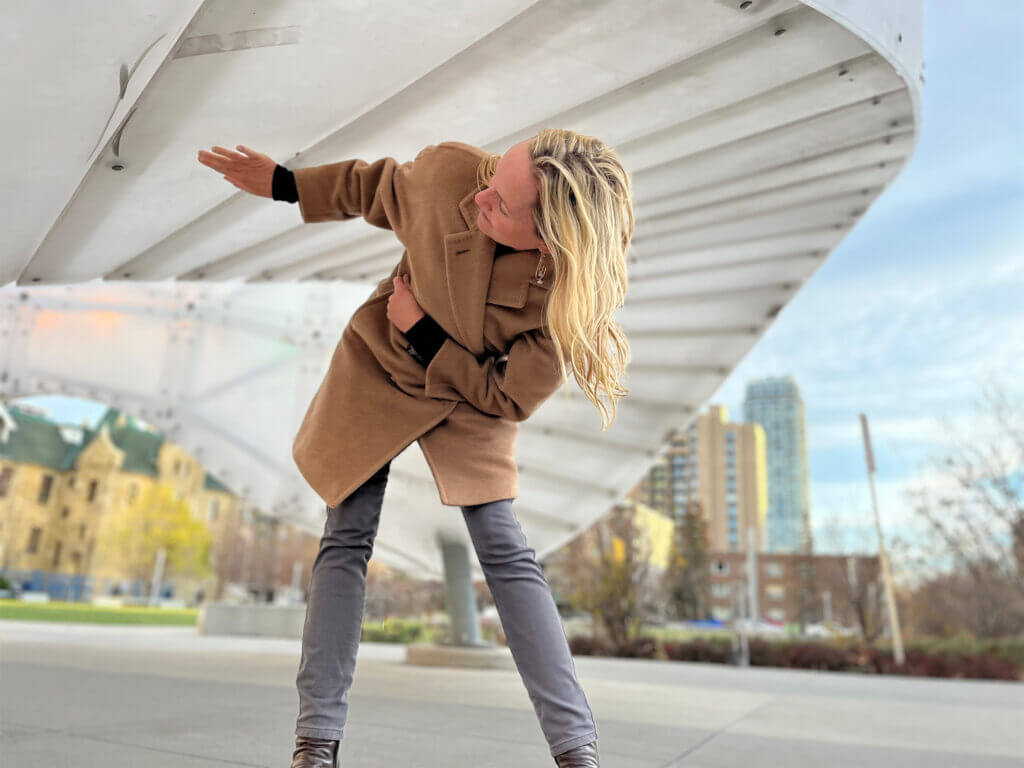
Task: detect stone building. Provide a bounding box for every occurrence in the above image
[0,401,318,603]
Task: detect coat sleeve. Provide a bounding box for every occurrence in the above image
[423,328,567,422]
[291,144,440,230]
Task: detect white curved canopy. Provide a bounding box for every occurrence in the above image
[1,0,924,579]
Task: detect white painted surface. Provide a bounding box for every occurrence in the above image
[1,1,924,579]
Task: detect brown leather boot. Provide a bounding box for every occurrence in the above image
[553,739,599,767]
[290,735,340,767]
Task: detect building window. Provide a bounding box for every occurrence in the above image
[764,562,784,578]
[38,474,54,504]
[27,527,42,554]
[52,541,62,568]
[768,609,786,622]
[88,479,98,502]
[0,466,12,497]
[79,523,86,540]
[208,499,219,522]
[711,583,732,599]
[174,459,181,475]
[61,507,70,519]
[711,559,730,576]
[766,585,786,601]
[128,482,138,504]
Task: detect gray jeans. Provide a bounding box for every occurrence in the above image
[294,458,599,758]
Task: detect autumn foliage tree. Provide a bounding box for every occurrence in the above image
[662,500,710,620]
[563,503,657,651]
[98,481,211,592]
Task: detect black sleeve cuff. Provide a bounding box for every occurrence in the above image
[272,164,299,203]
[402,314,449,365]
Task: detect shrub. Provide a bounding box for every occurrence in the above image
[663,638,732,664]
[954,653,1019,681]
[480,621,507,646]
[862,646,1019,680]
[614,636,657,658]
[544,625,1019,680]
[749,638,790,667]
[785,642,849,671]
[361,618,426,643]
[569,635,612,656]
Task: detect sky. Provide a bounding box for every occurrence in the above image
[711,2,1024,561]
[13,3,1023,568]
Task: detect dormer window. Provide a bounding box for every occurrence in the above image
[0,403,17,443]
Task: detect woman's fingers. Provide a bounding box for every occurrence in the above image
[198,147,251,175]
[197,150,234,174]
[198,145,274,198]
[212,145,247,161]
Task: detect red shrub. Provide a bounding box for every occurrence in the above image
[615,636,657,658]
[663,639,732,664]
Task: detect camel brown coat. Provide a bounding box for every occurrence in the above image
[289,141,565,508]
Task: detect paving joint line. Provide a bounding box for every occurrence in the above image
[656,697,777,768]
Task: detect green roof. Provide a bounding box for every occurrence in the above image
[0,404,86,469]
[204,471,233,494]
[0,404,163,476]
[2,404,235,497]
[95,409,163,475]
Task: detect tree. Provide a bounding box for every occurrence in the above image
[563,503,657,650]
[662,500,709,620]
[209,510,246,600]
[794,526,818,632]
[903,379,1024,638]
[820,513,886,640]
[97,481,211,592]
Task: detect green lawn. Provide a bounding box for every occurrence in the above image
[0,599,198,625]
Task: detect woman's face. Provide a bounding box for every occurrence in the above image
[474,138,549,254]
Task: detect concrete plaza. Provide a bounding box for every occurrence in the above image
[1,619,1021,767]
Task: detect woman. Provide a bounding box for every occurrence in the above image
[197,129,634,768]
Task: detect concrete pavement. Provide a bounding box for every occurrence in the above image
[1,620,1022,767]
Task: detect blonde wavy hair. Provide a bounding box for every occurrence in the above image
[475,128,634,430]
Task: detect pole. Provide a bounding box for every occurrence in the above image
[150,547,166,607]
[859,413,905,666]
[240,507,253,601]
[746,526,759,630]
[290,560,302,605]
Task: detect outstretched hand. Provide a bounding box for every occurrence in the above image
[387,274,425,333]
[196,144,277,197]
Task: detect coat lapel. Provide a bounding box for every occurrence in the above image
[442,189,495,356]
[445,187,549,356]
